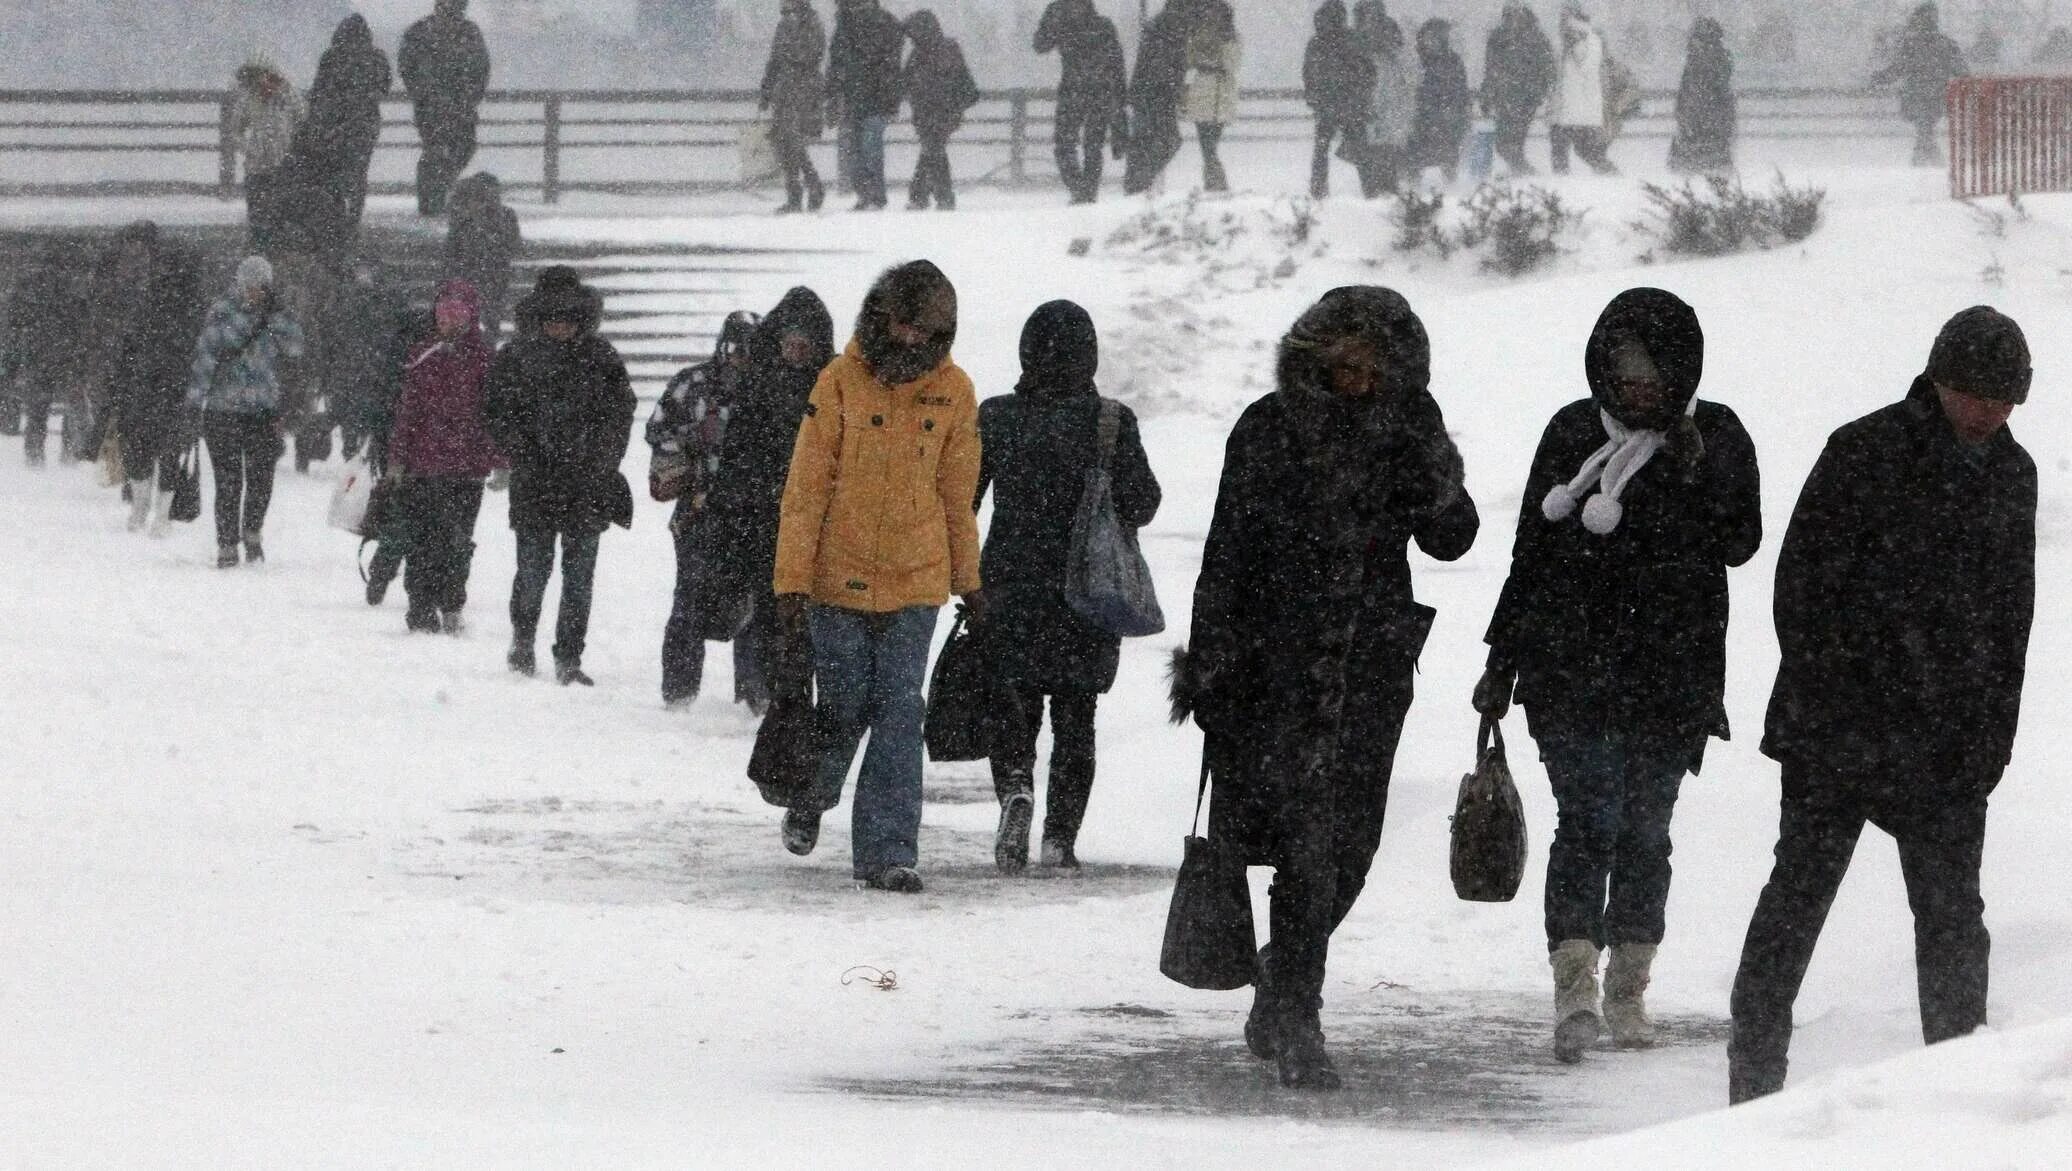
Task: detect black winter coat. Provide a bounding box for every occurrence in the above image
[108,240,204,446]
[975,387,1161,694]
[298,16,392,173]
[483,292,636,536]
[761,6,828,140]
[1130,6,1190,128]
[445,175,521,333]
[1875,17,1967,124]
[902,32,981,138]
[1482,12,1555,121]
[1412,41,1471,169]
[1670,24,1736,171]
[1763,379,2034,792]
[1037,0,1129,124]
[399,13,491,113]
[828,3,907,121]
[1304,11,1376,124]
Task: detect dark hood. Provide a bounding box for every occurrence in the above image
[905,10,943,47]
[1278,284,1431,403]
[1315,1,1348,36]
[1016,299,1099,398]
[514,264,603,337]
[331,13,374,52]
[1584,287,1705,427]
[755,285,837,370]
[1909,3,1940,35]
[715,309,762,365]
[854,260,958,386]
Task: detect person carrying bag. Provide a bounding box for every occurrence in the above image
[1450,716,1528,902]
[1160,752,1256,991]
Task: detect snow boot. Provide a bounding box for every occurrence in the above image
[1727,1027,1788,1105]
[1551,939,1604,1064]
[863,865,924,893]
[1038,840,1081,870]
[1275,997,1341,1091]
[1603,943,1659,1049]
[782,808,821,857]
[507,641,537,677]
[995,786,1033,874]
[216,543,240,568]
[148,490,173,538]
[1244,945,1279,1060]
[440,610,465,636]
[242,533,264,564]
[126,479,153,532]
[555,660,594,687]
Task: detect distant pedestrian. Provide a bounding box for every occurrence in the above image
[899,11,980,211]
[229,55,307,251]
[827,0,906,210]
[399,0,492,215]
[444,173,521,344]
[975,301,1161,872]
[1181,0,1241,193]
[1410,19,1470,185]
[104,222,205,537]
[1481,2,1554,176]
[1123,0,1191,194]
[294,14,392,231]
[1872,2,1967,167]
[1035,0,1129,204]
[1356,0,1417,195]
[1729,308,2034,1105]
[1303,1,1374,200]
[1550,3,1618,175]
[761,0,828,213]
[484,267,636,686]
[186,256,306,568]
[1669,18,1736,174]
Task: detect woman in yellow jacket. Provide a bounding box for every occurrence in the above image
[772,260,983,893]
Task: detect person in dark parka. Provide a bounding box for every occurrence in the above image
[399,0,492,215]
[1036,0,1130,204]
[103,222,204,536]
[1482,2,1555,176]
[294,15,392,230]
[1669,18,1736,174]
[761,0,828,214]
[1410,19,1470,184]
[444,173,520,345]
[1172,286,1477,1091]
[899,11,980,212]
[827,0,907,210]
[1123,0,1193,195]
[1475,288,1762,1064]
[483,266,636,686]
[1728,308,2035,1106]
[1303,1,1375,200]
[1872,2,1967,167]
[975,301,1161,872]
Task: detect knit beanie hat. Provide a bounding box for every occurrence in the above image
[234,255,274,294]
[1926,306,2031,404]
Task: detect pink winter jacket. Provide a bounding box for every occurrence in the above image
[389,284,504,478]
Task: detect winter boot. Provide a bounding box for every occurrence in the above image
[126,479,153,532]
[1038,840,1081,870]
[216,543,240,569]
[1727,1026,1788,1105]
[148,490,173,538]
[1551,939,1604,1064]
[781,808,821,856]
[806,178,826,211]
[440,610,465,636]
[864,865,924,893]
[507,640,537,677]
[1603,943,1659,1049]
[1244,945,1278,1060]
[242,532,264,564]
[555,660,594,687]
[1275,995,1341,1091]
[995,783,1033,874]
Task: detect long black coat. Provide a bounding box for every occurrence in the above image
[1182,290,1478,860]
[901,25,981,138]
[1764,379,2034,793]
[1412,34,1471,170]
[1130,5,1190,128]
[399,11,491,114]
[1670,23,1736,171]
[1482,10,1555,121]
[1037,0,1129,125]
[1875,9,1967,125]
[298,16,392,177]
[1304,5,1376,125]
[761,6,828,140]
[108,238,204,451]
[975,386,1160,694]
[827,2,907,120]
[483,289,636,536]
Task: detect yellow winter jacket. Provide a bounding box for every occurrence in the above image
[773,341,983,612]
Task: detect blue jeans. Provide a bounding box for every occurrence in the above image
[804,605,939,877]
[844,115,890,206]
[1540,732,1690,950]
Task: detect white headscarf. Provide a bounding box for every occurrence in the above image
[1541,343,1695,535]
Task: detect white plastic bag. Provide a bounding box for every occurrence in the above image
[737,119,779,185]
[328,459,375,536]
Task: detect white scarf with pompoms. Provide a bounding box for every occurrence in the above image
[1542,396,1697,535]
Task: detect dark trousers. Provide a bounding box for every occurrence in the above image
[990,688,1099,850]
[1493,112,1536,174]
[661,523,762,705]
[511,528,602,667]
[245,167,282,254]
[1054,106,1110,202]
[1310,116,1369,198]
[1540,733,1690,950]
[1549,124,1616,174]
[1197,122,1229,192]
[1911,119,1943,167]
[118,409,182,493]
[1728,765,1991,1096]
[1266,687,1412,1012]
[775,125,823,208]
[1122,113,1181,194]
[18,380,53,462]
[399,477,484,621]
[909,128,955,209]
[414,105,480,216]
[202,411,280,546]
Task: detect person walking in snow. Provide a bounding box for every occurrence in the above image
[1481,2,1555,177]
[1123,0,1192,195]
[1669,18,1737,174]
[293,14,392,232]
[826,0,907,210]
[1180,0,1242,194]
[1035,0,1129,204]
[228,55,307,252]
[1303,1,1374,200]
[187,256,306,568]
[1728,308,2035,1105]
[771,261,983,894]
[1474,288,1763,1065]
[104,222,204,537]
[1549,2,1618,175]
[1872,2,1968,167]
[1173,286,1477,1090]
[443,173,520,346]
[399,0,492,216]
[898,11,980,211]
[760,0,828,214]
[1409,19,1470,186]
[483,267,636,686]
[386,279,503,635]
[976,301,1160,873]
[648,310,761,708]
[1356,0,1418,196]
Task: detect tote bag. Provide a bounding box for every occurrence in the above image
[737,119,780,185]
[1159,753,1257,990]
[1064,400,1165,638]
[328,458,377,536]
[1449,717,1529,903]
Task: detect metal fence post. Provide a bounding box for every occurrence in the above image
[1009,90,1028,185]
[217,92,238,200]
[543,93,563,204]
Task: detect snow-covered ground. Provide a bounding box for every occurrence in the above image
[7,145,2072,1167]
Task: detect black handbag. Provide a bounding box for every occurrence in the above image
[1159,754,1257,991]
[923,608,1011,763]
[1449,717,1529,903]
[168,440,203,523]
[748,621,822,808]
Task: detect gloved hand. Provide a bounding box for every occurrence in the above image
[1472,666,1516,720]
[960,589,989,627]
[487,467,510,493]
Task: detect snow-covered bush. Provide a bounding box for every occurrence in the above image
[1104,194,1324,287]
[1389,183,1583,277]
[1634,173,1827,260]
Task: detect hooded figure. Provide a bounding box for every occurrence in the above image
[399,0,492,215]
[294,14,392,227]
[1036,0,1130,204]
[761,0,828,212]
[1123,0,1192,194]
[1670,18,1736,173]
[827,0,908,210]
[483,265,635,685]
[187,255,307,567]
[1410,19,1470,182]
[770,260,983,894]
[1549,3,1617,174]
[1173,286,1477,1091]
[1477,287,1762,1063]
[1358,0,1419,194]
[974,301,1161,871]
[899,11,980,211]
[444,173,520,343]
[104,222,205,536]
[229,55,308,251]
[1482,2,1555,175]
[1730,306,2034,1105]
[1303,0,1376,199]
[1873,3,1968,165]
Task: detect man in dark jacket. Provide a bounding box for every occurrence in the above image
[1173,286,1477,1090]
[1482,1,1554,176]
[1124,0,1193,194]
[1303,0,1374,200]
[900,11,980,211]
[1727,307,2036,1105]
[827,0,907,210]
[293,14,392,231]
[975,301,1160,872]
[105,222,204,536]
[1872,2,1967,166]
[400,0,492,215]
[1036,0,1130,204]
[483,266,636,686]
